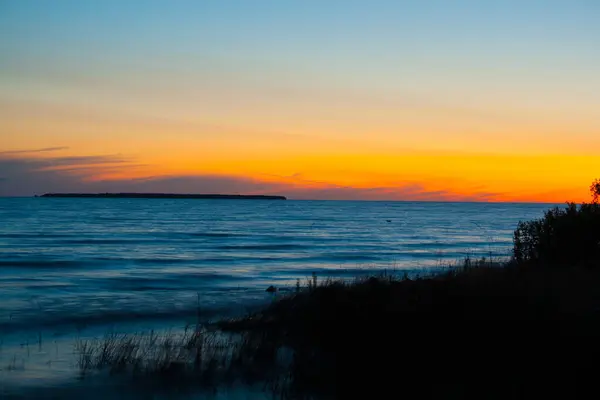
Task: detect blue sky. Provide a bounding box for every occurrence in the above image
[1,0,599,200]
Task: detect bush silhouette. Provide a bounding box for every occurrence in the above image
[514,179,600,266]
[592,178,600,203]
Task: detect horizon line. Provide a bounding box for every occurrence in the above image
[0,195,564,205]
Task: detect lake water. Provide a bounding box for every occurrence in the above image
[0,198,553,395]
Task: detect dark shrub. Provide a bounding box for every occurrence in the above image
[592,178,600,203]
[513,180,600,266]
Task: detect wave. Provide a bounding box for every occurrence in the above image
[185,232,243,238]
[401,241,510,249]
[95,256,287,265]
[0,260,86,269]
[104,273,250,290]
[263,266,419,277]
[300,253,381,262]
[0,300,266,334]
[95,256,197,264]
[0,233,78,238]
[63,232,249,244]
[217,244,308,251]
[287,249,509,263]
[64,239,161,245]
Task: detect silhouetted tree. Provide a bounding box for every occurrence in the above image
[514,179,600,266]
[591,179,600,204]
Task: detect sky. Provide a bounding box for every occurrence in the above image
[1,0,599,202]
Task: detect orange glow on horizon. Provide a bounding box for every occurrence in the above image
[2,1,599,201]
[58,149,597,204]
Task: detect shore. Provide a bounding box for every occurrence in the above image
[29,258,595,399]
[216,261,600,398]
[4,260,600,399]
[3,189,599,399]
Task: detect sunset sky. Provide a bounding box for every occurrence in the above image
[1,0,599,201]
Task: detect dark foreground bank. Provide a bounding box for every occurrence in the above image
[73,262,600,399]
[70,180,600,398]
[219,262,600,399]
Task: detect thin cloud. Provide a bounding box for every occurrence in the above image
[0,153,134,172]
[0,152,504,201]
[0,152,142,196]
[0,146,69,155]
[44,164,151,178]
[36,154,134,168]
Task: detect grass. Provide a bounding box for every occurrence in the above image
[76,258,600,398]
[73,180,600,398]
[74,325,292,396]
[215,260,600,399]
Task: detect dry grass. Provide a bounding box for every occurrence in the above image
[218,259,600,399]
[70,182,600,398]
[74,257,600,399]
[74,325,293,396]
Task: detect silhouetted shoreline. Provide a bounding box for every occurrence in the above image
[72,180,600,399]
[39,193,287,200]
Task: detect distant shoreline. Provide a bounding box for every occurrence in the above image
[39,193,287,200]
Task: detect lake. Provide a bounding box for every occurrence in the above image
[0,198,553,395]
